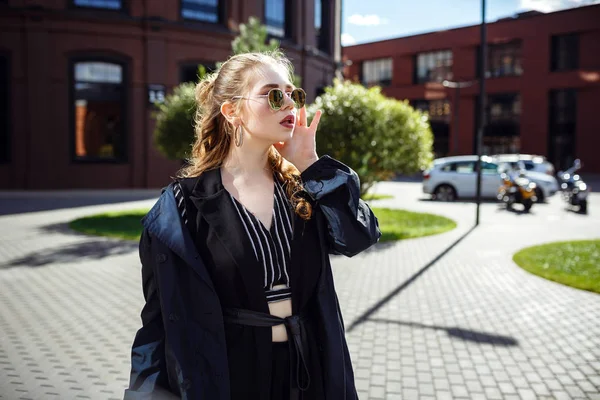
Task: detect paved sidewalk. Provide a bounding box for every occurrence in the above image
[0,185,599,399]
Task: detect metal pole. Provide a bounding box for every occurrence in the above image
[475,0,486,225]
[452,86,461,154]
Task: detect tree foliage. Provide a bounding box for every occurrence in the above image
[308,80,433,195]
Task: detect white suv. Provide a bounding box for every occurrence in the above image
[423,156,503,201]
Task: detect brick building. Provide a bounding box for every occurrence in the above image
[0,0,341,189]
[343,5,600,173]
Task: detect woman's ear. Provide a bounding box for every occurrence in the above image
[220,101,237,125]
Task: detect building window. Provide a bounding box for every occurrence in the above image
[72,0,122,10]
[480,41,523,78]
[551,34,578,72]
[0,55,9,164]
[71,60,127,162]
[362,58,392,86]
[548,89,576,171]
[180,62,216,83]
[414,50,452,84]
[265,0,289,37]
[181,0,220,23]
[315,0,330,53]
[413,99,451,157]
[413,99,451,123]
[478,93,521,154]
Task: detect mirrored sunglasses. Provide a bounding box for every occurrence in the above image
[266,88,306,110]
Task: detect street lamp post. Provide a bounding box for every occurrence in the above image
[442,80,476,155]
[476,0,487,225]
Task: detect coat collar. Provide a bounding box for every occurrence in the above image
[188,167,270,314]
[142,185,216,294]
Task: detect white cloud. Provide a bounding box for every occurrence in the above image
[519,0,600,12]
[348,14,389,26]
[341,33,357,46]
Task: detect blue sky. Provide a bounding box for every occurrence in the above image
[342,0,600,45]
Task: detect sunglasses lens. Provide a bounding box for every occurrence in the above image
[291,89,306,109]
[268,89,284,110]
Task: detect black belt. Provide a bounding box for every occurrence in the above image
[223,308,311,399]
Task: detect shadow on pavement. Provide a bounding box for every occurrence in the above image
[366,318,518,346]
[348,225,477,333]
[4,239,138,268]
[0,192,159,216]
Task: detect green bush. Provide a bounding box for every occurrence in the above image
[308,80,433,195]
[153,82,197,161]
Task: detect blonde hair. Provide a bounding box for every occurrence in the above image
[178,51,312,220]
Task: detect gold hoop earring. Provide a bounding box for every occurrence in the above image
[234,125,244,147]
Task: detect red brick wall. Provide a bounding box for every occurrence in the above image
[0,0,340,188]
[343,5,600,172]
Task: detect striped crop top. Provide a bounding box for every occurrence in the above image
[174,175,294,304]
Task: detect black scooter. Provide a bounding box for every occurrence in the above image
[558,159,590,214]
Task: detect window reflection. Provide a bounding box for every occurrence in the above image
[73,0,122,10]
[181,0,219,23]
[362,58,392,86]
[415,50,453,84]
[73,61,126,161]
[265,0,286,37]
[485,41,523,77]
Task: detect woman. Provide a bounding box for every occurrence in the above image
[125,51,381,400]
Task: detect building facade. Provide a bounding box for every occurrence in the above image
[343,5,600,173]
[0,0,341,189]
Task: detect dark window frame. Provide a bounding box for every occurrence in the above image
[68,54,129,164]
[70,0,127,12]
[548,89,577,170]
[550,33,579,72]
[180,0,224,24]
[477,40,523,78]
[361,58,393,87]
[0,52,10,164]
[315,0,331,54]
[413,49,453,84]
[264,0,293,39]
[473,92,522,154]
[179,61,217,84]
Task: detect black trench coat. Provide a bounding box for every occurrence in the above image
[124,156,381,399]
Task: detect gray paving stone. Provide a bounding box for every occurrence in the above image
[2,185,600,399]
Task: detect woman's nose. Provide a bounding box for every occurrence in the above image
[280,92,295,111]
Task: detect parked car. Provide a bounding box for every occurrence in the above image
[423,155,503,201]
[491,154,555,175]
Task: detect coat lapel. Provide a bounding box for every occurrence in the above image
[189,167,269,315]
[143,186,216,295]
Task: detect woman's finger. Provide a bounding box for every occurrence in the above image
[300,106,307,127]
[309,110,322,131]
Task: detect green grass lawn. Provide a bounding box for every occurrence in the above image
[371,208,456,242]
[513,240,600,294]
[69,209,150,241]
[362,193,394,201]
[70,207,456,243]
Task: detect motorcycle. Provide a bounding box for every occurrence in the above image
[558,159,590,213]
[497,170,536,212]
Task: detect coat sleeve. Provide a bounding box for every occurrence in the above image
[301,155,381,257]
[124,229,179,399]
